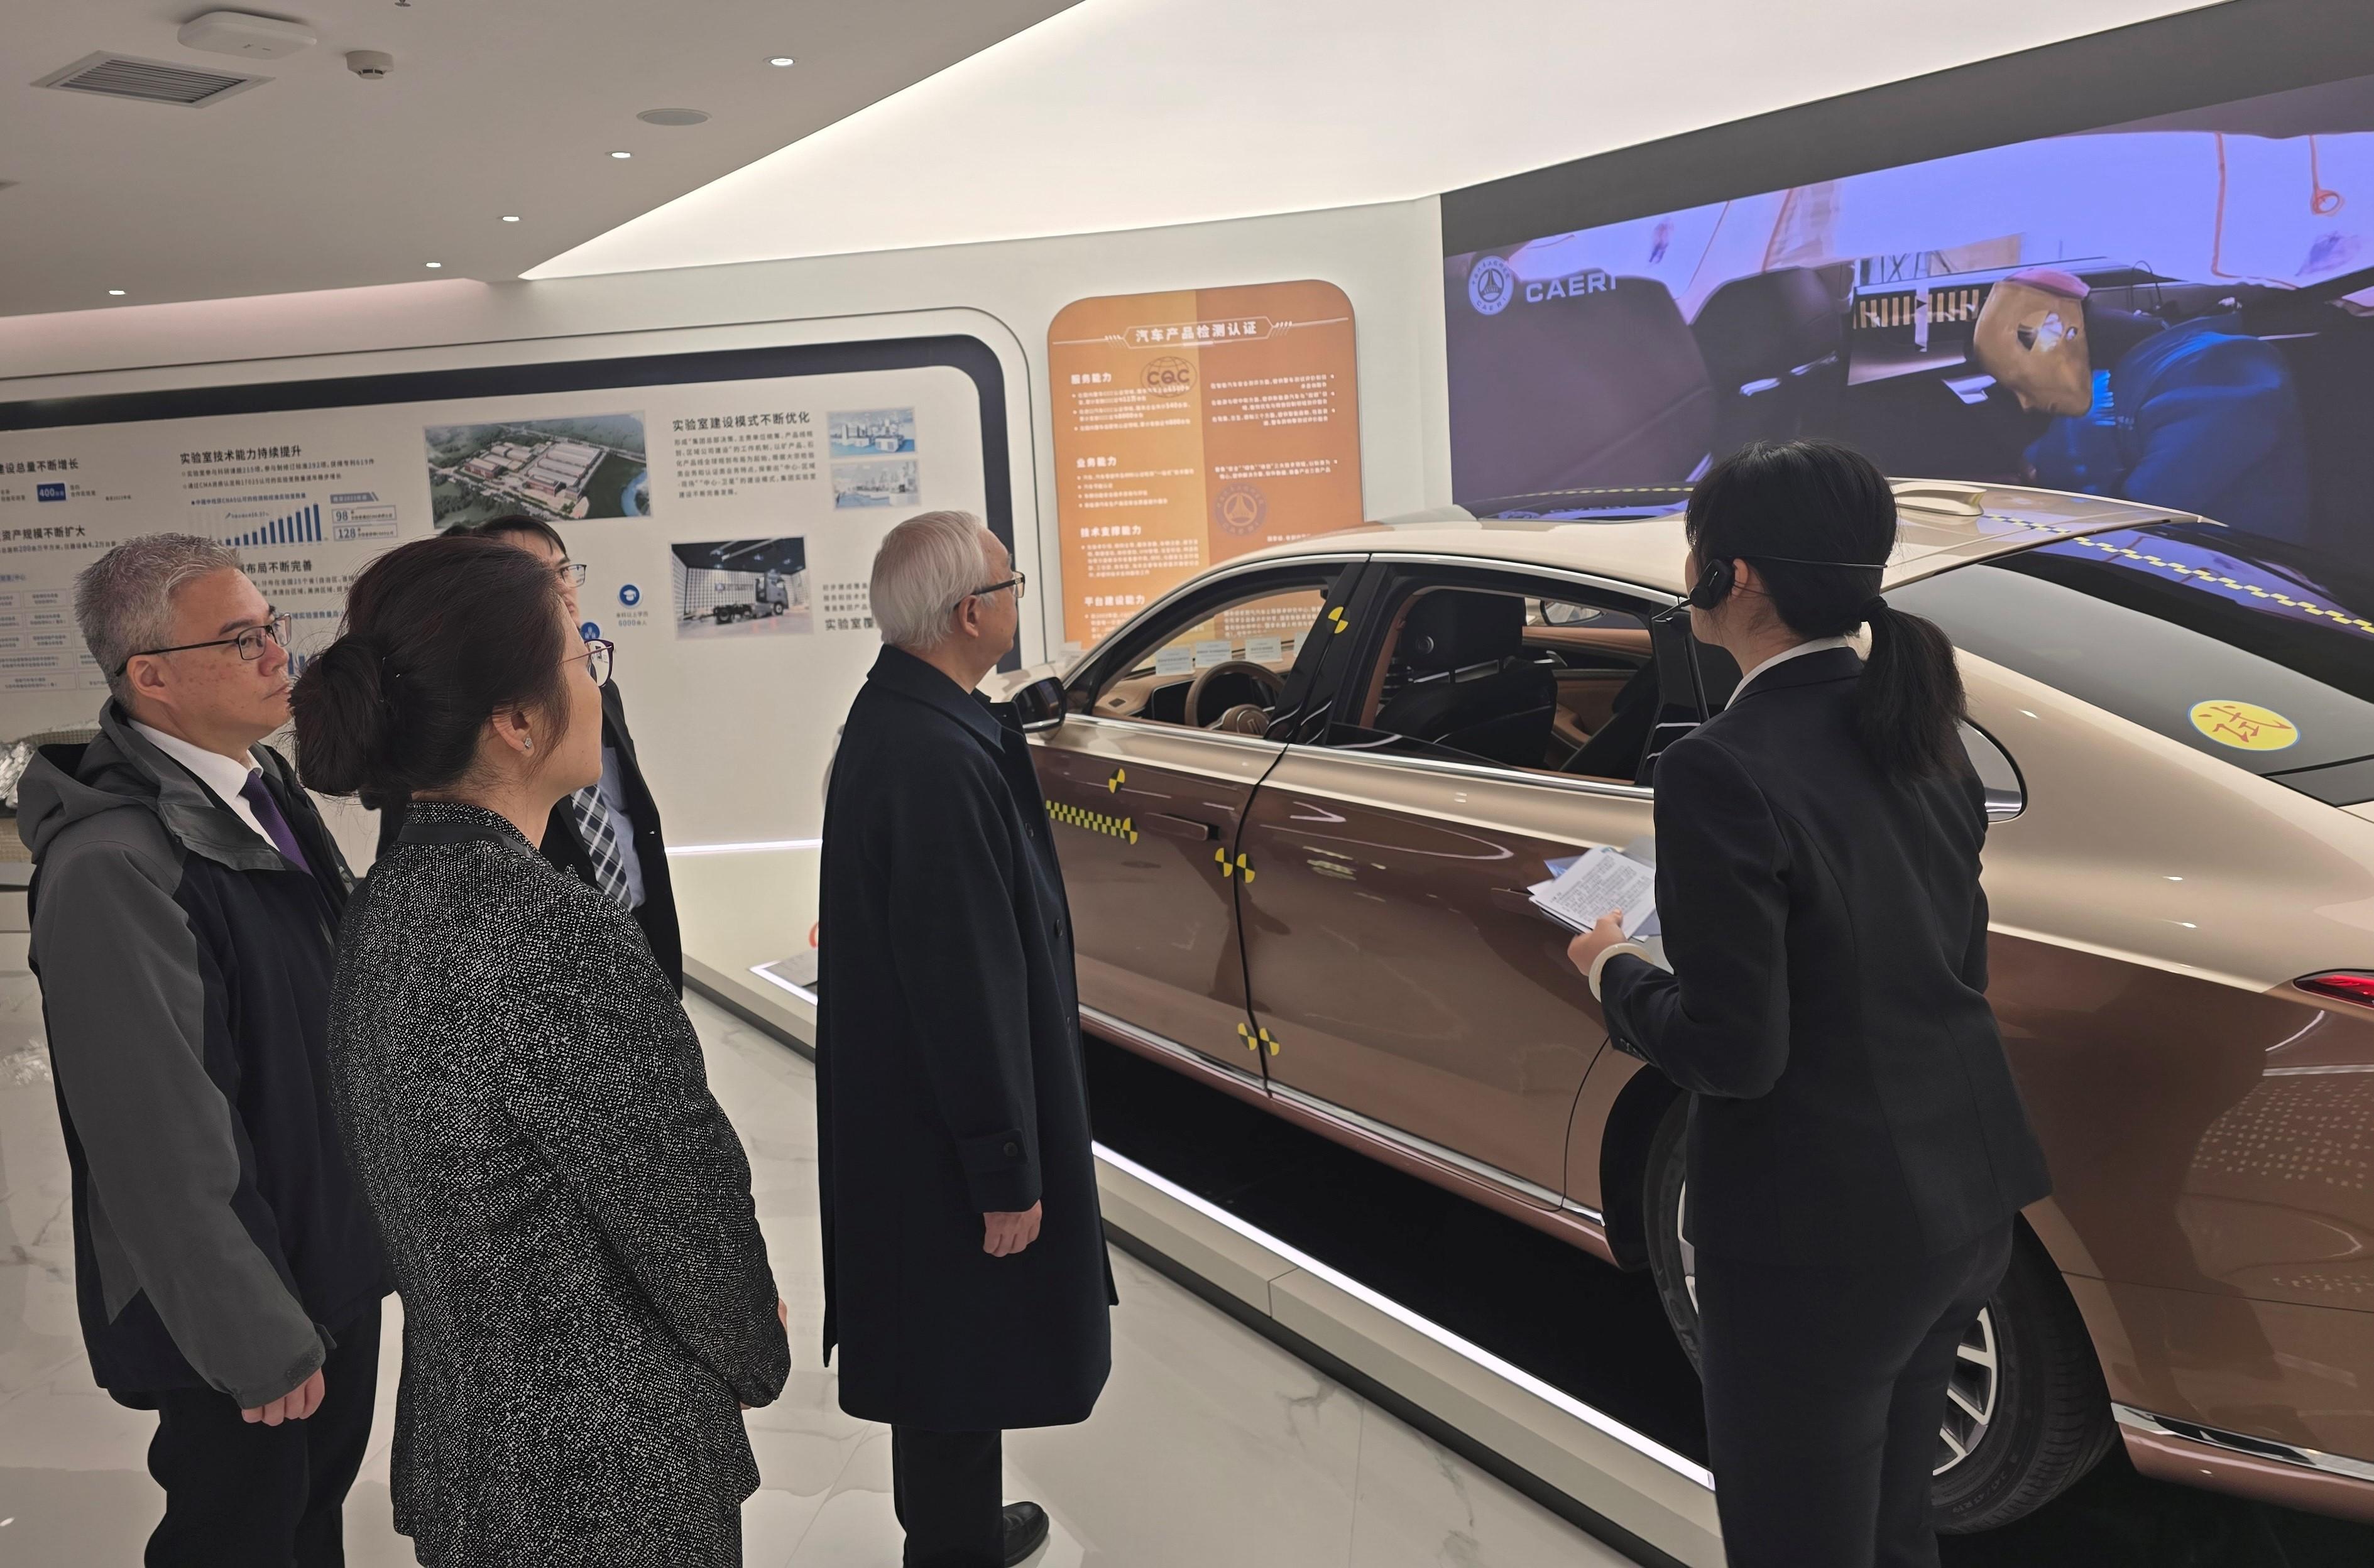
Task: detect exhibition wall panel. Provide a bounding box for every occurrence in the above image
[0,195,1454,662]
[0,310,1021,859]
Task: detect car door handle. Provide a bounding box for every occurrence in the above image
[1142,813,1215,841]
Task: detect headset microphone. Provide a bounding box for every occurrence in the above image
[1687,552,1891,610]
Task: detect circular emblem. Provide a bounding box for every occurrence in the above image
[2189,699,2300,752]
[1213,482,1266,536]
[1468,254,1516,316]
[579,620,601,641]
[618,583,642,607]
[1144,355,1195,396]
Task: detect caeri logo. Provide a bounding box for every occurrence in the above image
[1213,482,1266,536]
[1526,268,1615,303]
[1467,255,1515,317]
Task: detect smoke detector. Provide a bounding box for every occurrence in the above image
[177,11,318,60]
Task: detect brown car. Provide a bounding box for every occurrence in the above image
[1000,481,2374,1530]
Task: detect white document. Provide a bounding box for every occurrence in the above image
[1528,845,1657,937]
[1245,634,1285,665]
[1154,645,1194,677]
[1193,639,1233,668]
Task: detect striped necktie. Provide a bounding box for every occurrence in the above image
[567,785,634,909]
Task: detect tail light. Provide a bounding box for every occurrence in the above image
[2295,972,2374,1009]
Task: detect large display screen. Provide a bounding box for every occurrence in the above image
[1445,73,2374,570]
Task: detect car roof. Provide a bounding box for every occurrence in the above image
[1227,482,2183,597]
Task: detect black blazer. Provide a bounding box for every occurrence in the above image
[1600,647,2050,1265]
[375,679,682,993]
[814,646,1112,1431]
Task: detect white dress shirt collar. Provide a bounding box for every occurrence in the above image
[1727,636,1856,708]
[129,720,271,846]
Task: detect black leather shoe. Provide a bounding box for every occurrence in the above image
[1002,1501,1050,1565]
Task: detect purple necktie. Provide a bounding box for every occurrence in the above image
[239,770,314,876]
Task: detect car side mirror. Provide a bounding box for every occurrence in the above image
[1010,676,1068,733]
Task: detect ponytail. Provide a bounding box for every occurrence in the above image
[1856,597,1966,778]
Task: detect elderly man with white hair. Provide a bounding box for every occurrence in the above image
[814,509,1110,1568]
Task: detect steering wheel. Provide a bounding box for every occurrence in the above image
[1183,660,1286,729]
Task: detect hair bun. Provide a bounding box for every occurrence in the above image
[290,632,397,800]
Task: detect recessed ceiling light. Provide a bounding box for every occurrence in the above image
[768,57,795,67]
[424,261,442,268]
[637,107,709,127]
[610,150,633,159]
[501,214,520,222]
[107,288,125,296]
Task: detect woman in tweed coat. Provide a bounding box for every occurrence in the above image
[292,535,789,1566]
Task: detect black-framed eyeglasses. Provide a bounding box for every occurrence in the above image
[116,614,291,676]
[575,637,615,686]
[557,560,589,587]
[960,572,1026,608]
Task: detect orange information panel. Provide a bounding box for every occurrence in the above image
[1047,280,1362,651]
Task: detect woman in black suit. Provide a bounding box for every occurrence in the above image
[1567,441,2050,1568]
[291,535,789,1566]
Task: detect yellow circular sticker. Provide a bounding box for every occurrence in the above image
[2189,700,2300,752]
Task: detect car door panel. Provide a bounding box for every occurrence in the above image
[1239,748,1655,1199]
[1037,717,1281,1080]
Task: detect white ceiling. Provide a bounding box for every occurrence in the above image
[530,0,2231,280]
[0,0,1075,318]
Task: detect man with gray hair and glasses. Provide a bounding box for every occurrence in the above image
[816,510,1110,1567]
[19,535,386,1565]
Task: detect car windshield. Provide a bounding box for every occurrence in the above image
[1890,521,2374,803]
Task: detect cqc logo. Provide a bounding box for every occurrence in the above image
[36,483,66,502]
[1467,254,1516,316]
[1143,355,1195,396]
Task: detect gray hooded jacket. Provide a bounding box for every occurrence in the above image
[21,705,385,1407]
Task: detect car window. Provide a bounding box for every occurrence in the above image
[1085,577,1340,732]
[1332,577,1661,782]
[1891,521,2374,803]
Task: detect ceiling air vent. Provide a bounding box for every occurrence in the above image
[35,52,268,108]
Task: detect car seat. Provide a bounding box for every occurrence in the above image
[1690,266,1845,455]
[1447,275,1716,496]
[1371,592,1556,768]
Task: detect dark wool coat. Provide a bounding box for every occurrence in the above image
[330,802,787,1567]
[816,645,1113,1431]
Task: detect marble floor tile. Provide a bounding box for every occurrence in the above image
[1348,1403,1636,1568]
[1011,1247,1366,1568]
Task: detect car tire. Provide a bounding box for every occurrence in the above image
[1639,1097,2117,1532]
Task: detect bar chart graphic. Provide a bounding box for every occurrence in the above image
[224,503,321,547]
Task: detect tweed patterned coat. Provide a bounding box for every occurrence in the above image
[329,802,789,1567]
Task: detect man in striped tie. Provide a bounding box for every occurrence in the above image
[373,515,682,991]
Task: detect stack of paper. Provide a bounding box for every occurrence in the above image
[1528,846,1658,937]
